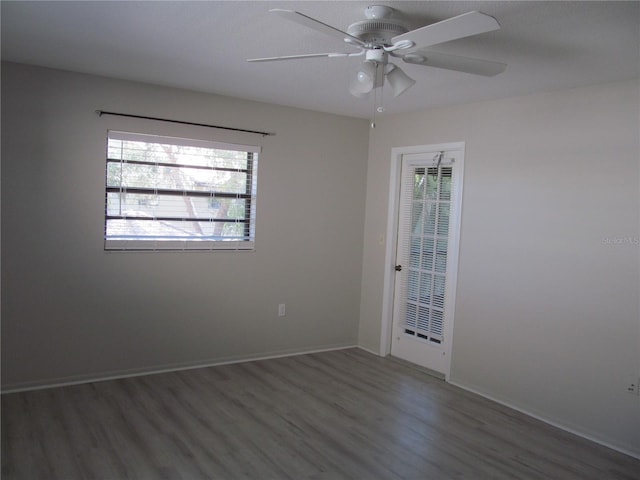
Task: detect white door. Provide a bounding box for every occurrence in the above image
[390,147,463,376]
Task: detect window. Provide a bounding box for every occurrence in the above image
[105,131,259,251]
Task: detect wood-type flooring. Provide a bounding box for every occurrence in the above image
[2,348,639,479]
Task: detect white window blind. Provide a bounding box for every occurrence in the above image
[105,131,259,251]
[399,158,455,343]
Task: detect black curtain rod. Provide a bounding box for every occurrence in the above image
[95,110,274,137]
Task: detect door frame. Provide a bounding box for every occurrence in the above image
[379,142,465,380]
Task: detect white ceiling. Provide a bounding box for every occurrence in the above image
[2,1,639,119]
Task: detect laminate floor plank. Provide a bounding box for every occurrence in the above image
[2,348,639,479]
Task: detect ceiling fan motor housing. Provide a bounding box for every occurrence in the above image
[347,18,408,45]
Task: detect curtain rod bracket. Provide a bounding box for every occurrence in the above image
[95,110,275,137]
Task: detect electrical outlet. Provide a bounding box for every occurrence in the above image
[626,378,639,395]
[278,304,286,317]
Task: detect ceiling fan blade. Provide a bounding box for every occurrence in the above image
[392,11,500,49]
[403,51,506,76]
[270,9,365,47]
[247,52,354,63]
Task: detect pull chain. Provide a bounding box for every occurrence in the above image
[371,63,384,129]
[371,85,377,129]
[371,63,379,128]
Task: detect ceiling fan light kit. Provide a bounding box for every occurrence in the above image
[386,64,416,97]
[349,61,378,98]
[249,4,506,110]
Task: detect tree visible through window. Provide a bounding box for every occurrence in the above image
[105,131,259,251]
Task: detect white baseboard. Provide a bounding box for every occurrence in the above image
[355,345,382,356]
[1,343,357,394]
[448,378,640,461]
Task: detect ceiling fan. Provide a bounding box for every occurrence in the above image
[248,5,506,99]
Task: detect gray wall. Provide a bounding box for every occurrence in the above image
[359,80,640,455]
[1,62,369,388]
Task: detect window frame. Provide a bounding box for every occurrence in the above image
[104,130,260,252]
